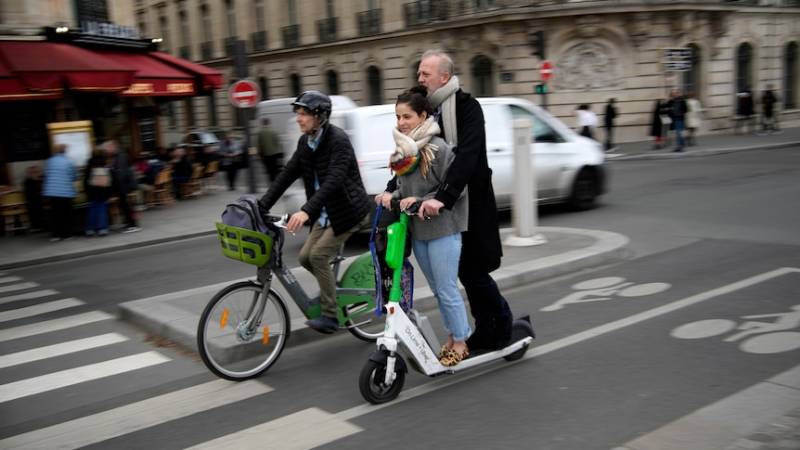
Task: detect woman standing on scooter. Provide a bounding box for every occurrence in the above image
[382,86,471,366]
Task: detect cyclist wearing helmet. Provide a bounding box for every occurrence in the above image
[259,90,371,333]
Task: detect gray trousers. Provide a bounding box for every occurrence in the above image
[298,213,370,317]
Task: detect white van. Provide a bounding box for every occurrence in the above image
[330,97,607,210]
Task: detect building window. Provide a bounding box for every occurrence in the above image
[137,11,147,37]
[471,55,494,97]
[411,60,420,84]
[736,42,754,93]
[225,0,237,38]
[326,70,339,95]
[785,42,797,109]
[158,9,169,52]
[255,0,265,31]
[683,44,701,97]
[258,75,269,100]
[326,0,335,18]
[290,73,301,97]
[367,66,382,105]
[185,98,195,128]
[208,94,218,126]
[288,0,297,25]
[179,9,190,58]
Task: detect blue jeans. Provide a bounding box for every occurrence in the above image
[673,118,685,149]
[86,200,108,233]
[413,233,472,341]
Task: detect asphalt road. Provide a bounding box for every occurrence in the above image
[2,147,799,449]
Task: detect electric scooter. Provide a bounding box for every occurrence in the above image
[358,203,536,404]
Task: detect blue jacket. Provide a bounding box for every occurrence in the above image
[43,154,77,198]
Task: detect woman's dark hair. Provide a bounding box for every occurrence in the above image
[396,86,433,117]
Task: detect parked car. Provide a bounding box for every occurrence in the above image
[329,97,607,210]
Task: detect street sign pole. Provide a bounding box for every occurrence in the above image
[539,60,553,110]
[233,40,256,194]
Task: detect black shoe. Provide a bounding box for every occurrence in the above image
[466,328,492,353]
[305,315,338,334]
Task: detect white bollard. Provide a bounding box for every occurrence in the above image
[504,118,547,247]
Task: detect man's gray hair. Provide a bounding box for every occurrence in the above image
[421,49,454,76]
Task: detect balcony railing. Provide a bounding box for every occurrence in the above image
[200,41,213,60]
[282,24,300,48]
[404,1,449,27]
[179,45,190,60]
[316,17,338,43]
[251,30,267,52]
[223,36,237,57]
[357,9,382,36]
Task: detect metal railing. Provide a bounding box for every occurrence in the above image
[223,36,237,57]
[357,9,382,36]
[317,17,338,43]
[282,24,300,48]
[179,46,190,60]
[251,30,267,52]
[200,41,213,60]
[404,1,450,27]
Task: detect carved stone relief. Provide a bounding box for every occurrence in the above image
[554,41,621,90]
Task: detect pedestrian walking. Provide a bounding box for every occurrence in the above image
[760,84,780,134]
[102,140,140,233]
[734,87,755,135]
[258,118,283,184]
[83,149,112,237]
[650,99,669,150]
[42,143,76,241]
[685,92,703,146]
[667,89,688,152]
[219,132,242,191]
[603,98,618,151]
[380,49,514,351]
[575,104,598,140]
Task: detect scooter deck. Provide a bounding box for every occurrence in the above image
[432,336,533,375]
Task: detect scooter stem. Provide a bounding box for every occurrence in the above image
[386,213,409,303]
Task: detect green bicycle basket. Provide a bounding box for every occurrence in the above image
[216,222,274,266]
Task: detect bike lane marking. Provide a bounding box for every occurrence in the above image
[329,267,800,425]
[0,379,273,450]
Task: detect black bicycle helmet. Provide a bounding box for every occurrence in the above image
[291,90,332,121]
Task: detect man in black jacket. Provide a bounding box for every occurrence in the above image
[416,50,513,351]
[259,91,371,333]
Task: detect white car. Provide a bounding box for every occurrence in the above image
[330,97,607,210]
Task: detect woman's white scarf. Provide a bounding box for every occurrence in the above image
[390,117,440,178]
[428,75,460,146]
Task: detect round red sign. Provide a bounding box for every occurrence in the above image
[540,60,553,82]
[228,80,261,108]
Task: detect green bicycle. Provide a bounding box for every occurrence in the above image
[197,214,383,381]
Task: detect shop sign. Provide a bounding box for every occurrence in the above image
[81,21,141,39]
[167,83,194,94]
[123,83,154,95]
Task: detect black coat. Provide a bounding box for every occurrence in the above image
[436,90,503,272]
[260,124,370,236]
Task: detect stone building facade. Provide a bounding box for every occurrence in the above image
[119,0,800,144]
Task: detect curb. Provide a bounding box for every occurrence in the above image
[118,226,630,354]
[610,140,800,162]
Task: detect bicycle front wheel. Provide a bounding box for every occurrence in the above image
[197,281,290,380]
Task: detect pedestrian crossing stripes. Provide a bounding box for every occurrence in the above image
[0,282,39,294]
[0,351,171,403]
[0,289,59,305]
[0,276,22,284]
[185,407,363,450]
[0,379,273,450]
[0,311,113,342]
[0,298,84,323]
[0,333,128,369]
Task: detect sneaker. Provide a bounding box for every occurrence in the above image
[304,315,339,334]
[85,230,95,237]
[98,229,109,237]
[122,226,142,234]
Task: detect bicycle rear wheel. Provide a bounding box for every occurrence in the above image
[197,281,289,380]
[345,302,386,342]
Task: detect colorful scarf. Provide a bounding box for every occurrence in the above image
[390,117,440,178]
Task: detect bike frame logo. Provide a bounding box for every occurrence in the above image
[671,305,800,354]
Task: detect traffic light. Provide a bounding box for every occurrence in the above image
[535,83,547,94]
[529,30,546,59]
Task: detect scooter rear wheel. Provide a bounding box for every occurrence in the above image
[359,358,405,404]
[504,319,535,361]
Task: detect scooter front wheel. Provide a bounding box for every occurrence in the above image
[504,317,536,362]
[359,358,405,404]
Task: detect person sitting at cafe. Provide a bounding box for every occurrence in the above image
[170,146,193,200]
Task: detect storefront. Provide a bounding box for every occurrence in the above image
[0,27,222,187]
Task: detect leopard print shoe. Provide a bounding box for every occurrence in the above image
[438,347,469,367]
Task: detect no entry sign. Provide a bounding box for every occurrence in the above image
[540,60,553,82]
[228,80,261,108]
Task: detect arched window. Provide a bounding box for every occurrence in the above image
[785,42,797,109]
[367,66,382,105]
[290,73,301,97]
[258,75,269,100]
[326,70,340,95]
[736,43,754,93]
[471,55,494,97]
[225,0,237,38]
[683,44,701,97]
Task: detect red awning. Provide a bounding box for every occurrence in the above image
[148,51,223,91]
[0,41,223,101]
[97,51,197,97]
[0,42,134,94]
